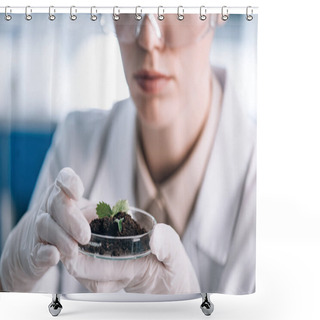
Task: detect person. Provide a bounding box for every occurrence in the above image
[0,14,256,295]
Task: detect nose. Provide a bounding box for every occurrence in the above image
[137,14,164,51]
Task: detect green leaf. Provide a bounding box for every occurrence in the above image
[96,201,113,219]
[112,199,129,216]
[114,218,124,233]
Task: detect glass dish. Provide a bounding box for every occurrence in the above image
[79,207,156,260]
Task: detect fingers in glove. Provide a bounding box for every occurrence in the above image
[36,213,78,257]
[47,186,91,245]
[55,167,84,201]
[62,254,134,282]
[30,243,60,274]
[149,223,200,293]
[76,278,129,293]
[149,224,196,276]
[149,223,183,265]
[79,202,98,223]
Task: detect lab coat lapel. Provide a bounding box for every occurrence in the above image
[183,68,256,267]
[90,99,137,207]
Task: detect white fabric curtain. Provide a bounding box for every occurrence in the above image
[0,13,256,252]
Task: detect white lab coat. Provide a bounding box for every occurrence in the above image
[30,68,256,295]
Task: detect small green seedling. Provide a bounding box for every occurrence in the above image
[96,199,129,218]
[96,201,113,219]
[114,218,124,233]
[112,199,129,216]
[96,200,129,233]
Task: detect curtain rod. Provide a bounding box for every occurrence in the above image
[0,6,259,15]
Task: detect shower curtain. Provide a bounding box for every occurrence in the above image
[0,8,257,296]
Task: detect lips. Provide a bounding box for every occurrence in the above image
[134,70,172,94]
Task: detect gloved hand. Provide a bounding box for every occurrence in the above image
[0,167,91,292]
[62,223,200,294]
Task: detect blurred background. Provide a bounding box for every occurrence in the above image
[0,13,257,254]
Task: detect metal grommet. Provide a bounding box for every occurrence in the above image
[113,6,120,21]
[5,6,12,21]
[70,6,77,21]
[246,6,253,21]
[200,6,207,21]
[25,6,32,21]
[158,6,164,21]
[49,6,56,21]
[221,6,229,21]
[177,6,184,21]
[135,6,142,21]
[91,6,97,21]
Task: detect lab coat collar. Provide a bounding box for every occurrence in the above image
[182,67,256,266]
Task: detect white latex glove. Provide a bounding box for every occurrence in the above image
[0,167,91,292]
[63,223,200,294]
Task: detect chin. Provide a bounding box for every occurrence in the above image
[134,98,175,129]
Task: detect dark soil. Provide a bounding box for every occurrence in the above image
[79,212,149,257]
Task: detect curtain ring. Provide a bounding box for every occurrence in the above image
[5,6,12,21]
[177,6,184,21]
[200,6,207,21]
[25,6,32,21]
[158,6,164,21]
[70,6,77,21]
[246,6,253,21]
[91,6,97,21]
[113,6,120,21]
[49,6,56,21]
[221,6,229,21]
[135,6,142,21]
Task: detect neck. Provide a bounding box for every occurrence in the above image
[138,71,213,183]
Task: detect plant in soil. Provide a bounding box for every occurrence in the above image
[79,200,149,257]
